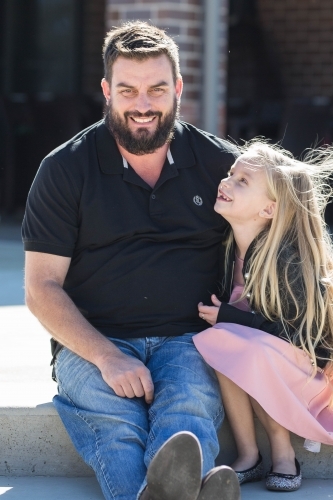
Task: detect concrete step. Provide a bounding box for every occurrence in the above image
[1,306,333,481]
[1,305,92,477]
[0,477,333,499]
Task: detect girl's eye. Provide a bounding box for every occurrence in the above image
[239,178,247,184]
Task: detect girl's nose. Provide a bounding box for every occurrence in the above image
[220,178,230,189]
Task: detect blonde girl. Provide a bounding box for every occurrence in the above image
[194,141,333,492]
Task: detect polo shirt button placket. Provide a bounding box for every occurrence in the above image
[149,192,161,217]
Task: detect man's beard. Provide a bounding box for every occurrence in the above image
[105,98,179,155]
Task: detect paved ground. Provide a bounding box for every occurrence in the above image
[0,221,24,306]
[0,477,333,499]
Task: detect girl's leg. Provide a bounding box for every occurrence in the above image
[216,372,259,470]
[250,397,296,475]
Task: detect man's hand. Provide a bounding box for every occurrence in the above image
[98,351,154,404]
[25,251,154,405]
[198,294,222,326]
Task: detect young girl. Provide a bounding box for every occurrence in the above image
[194,141,333,492]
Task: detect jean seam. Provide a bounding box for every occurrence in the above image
[146,410,158,461]
[59,383,116,500]
[213,405,224,424]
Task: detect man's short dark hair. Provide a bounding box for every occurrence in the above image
[103,21,181,84]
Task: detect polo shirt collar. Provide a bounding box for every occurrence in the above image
[95,119,196,175]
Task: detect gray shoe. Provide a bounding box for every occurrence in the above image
[197,466,241,500]
[235,453,263,485]
[146,431,202,500]
[266,459,302,492]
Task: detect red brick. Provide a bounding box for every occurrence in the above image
[158,10,199,21]
[187,27,201,37]
[108,11,120,20]
[186,58,201,68]
[125,10,151,20]
[183,90,200,100]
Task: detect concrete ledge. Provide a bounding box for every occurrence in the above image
[2,401,333,478]
[1,306,333,479]
[0,407,92,477]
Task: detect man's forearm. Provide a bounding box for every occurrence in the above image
[26,280,122,369]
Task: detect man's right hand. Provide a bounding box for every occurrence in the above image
[97,351,154,404]
[25,251,154,405]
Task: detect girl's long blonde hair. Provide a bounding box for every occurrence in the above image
[224,140,333,375]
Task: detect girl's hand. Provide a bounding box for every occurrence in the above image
[198,295,222,326]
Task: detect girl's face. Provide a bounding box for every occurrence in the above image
[214,157,276,226]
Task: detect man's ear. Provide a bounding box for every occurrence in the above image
[175,76,183,100]
[101,78,111,103]
[259,201,276,219]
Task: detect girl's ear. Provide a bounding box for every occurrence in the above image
[259,202,276,219]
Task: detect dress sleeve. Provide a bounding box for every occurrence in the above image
[22,156,80,257]
[216,302,284,335]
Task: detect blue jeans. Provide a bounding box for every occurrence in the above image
[53,333,224,500]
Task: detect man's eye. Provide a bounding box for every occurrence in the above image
[122,89,135,96]
[150,88,164,95]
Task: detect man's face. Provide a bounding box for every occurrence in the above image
[101,55,183,155]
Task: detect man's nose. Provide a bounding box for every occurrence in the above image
[134,92,151,113]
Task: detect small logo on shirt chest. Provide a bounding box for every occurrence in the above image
[193,195,203,206]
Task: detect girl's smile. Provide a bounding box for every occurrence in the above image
[214,157,276,228]
[217,187,232,202]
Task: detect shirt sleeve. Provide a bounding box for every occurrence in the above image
[22,155,80,257]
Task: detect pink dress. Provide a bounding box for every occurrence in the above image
[194,255,333,447]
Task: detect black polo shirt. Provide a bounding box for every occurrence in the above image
[22,119,234,338]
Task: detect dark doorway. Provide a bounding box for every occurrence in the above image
[0,0,105,214]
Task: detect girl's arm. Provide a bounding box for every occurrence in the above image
[216,301,283,335]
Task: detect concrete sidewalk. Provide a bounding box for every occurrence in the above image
[0,477,332,499]
[0,240,24,306]
[0,219,24,306]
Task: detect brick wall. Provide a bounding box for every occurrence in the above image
[257,0,333,99]
[105,0,229,136]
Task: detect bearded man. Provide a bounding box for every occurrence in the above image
[23,21,239,500]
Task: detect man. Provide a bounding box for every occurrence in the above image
[23,22,238,500]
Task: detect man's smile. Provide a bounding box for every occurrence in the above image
[130,116,156,124]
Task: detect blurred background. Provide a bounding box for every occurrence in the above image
[1,0,333,220]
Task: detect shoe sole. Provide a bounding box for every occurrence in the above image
[266,485,301,492]
[198,466,241,500]
[147,431,202,500]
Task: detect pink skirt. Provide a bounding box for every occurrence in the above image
[193,323,333,446]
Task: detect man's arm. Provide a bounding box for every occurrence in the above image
[25,251,154,403]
